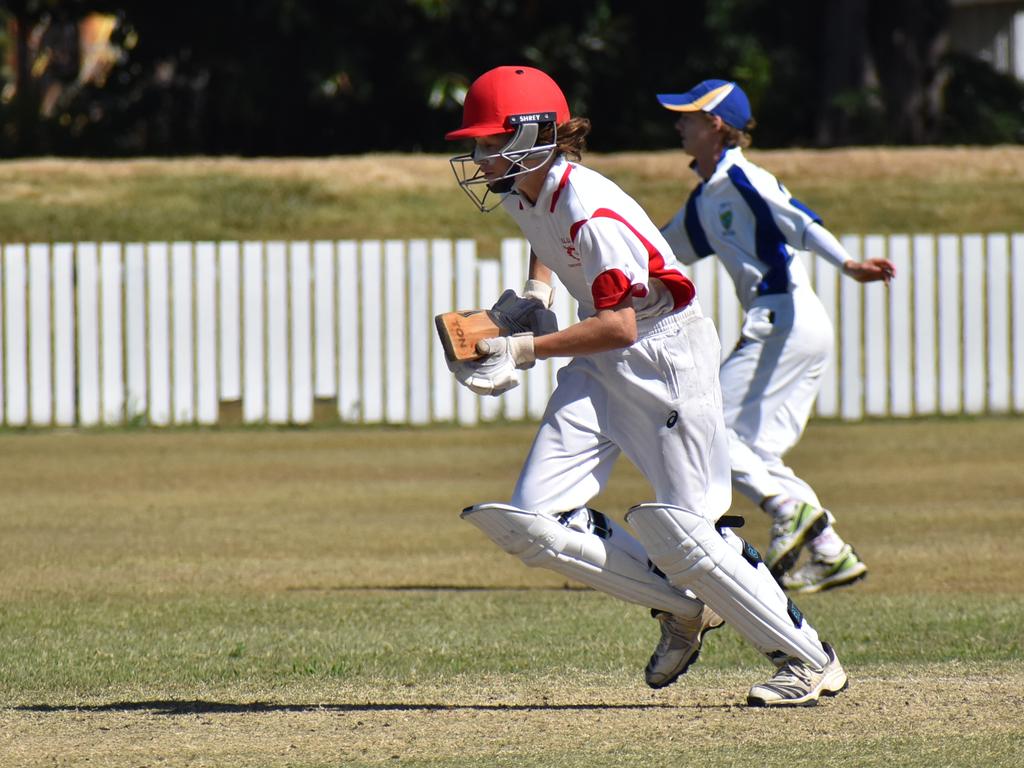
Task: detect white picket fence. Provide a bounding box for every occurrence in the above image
[1,234,1022,428]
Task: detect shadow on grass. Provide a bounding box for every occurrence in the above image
[14,700,691,715]
[285,585,591,592]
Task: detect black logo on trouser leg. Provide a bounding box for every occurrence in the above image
[787,598,804,628]
[666,410,678,428]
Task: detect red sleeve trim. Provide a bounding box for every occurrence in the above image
[573,208,696,310]
[592,269,634,309]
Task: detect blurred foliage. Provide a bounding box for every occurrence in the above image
[0,0,1022,156]
[941,53,1024,144]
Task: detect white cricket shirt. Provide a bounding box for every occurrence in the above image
[503,155,693,320]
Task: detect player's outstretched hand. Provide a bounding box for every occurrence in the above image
[843,258,896,284]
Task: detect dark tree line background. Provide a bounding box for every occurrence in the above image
[2,0,1023,157]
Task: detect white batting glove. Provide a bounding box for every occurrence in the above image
[522,279,554,308]
[476,332,536,370]
[449,354,519,396]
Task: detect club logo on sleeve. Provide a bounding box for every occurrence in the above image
[561,237,580,265]
[718,203,735,237]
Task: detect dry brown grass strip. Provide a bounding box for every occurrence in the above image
[3,666,1022,767]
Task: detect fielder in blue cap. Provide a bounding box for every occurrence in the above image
[657,79,753,132]
[656,78,896,603]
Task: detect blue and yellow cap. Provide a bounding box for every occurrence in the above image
[657,79,752,130]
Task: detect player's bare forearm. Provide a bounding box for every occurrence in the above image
[528,251,552,284]
[843,258,896,284]
[534,302,637,359]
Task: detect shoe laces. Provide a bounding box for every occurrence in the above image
[768,657,815,687]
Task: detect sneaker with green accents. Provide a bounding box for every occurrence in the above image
[764,503,829,578]
[781,544,869,594]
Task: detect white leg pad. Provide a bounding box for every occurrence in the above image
[626,502,828,666]
[462,503,705,618]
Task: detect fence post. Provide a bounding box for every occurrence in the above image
[814,253,839,418]
[219,241,242,403]
[124,243,147,422]
[338,240,360,422]
[77,243,101,427]
[101,242,124,425]
[360,241,384,424]
[28,243,52,426]
[985,234,1010,413]
[863,235,888,417]
[384,240,407,425]
[888,235,912,417]
[938,235,962,415]
[408,240,431,425]
[313,240,336,400]
[4,245,28,427]
[266,241,289,424]
[290,241,313,425]
[196,242,218,425]
[962,235,986,414]
[53,243,76,426]
[172,242,195,424]
[1013,235,1024,413]
[242,241,265,424]
[912,235,937,415]
[839,235,863,420]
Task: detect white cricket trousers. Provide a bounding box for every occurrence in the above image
[720,289,834,507]
[511,300,732,521]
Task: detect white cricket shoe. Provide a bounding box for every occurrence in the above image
[645,605,725,689]
[747,642,848,707]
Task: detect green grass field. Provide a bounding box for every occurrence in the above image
[1,418,1022,767]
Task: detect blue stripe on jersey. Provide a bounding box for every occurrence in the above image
[788,194,822,224]
[727,165,791,295]
[684,185,714,258]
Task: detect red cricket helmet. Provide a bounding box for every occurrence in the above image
[446,66,571,140]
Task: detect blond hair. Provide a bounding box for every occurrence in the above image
[721,116,756,149]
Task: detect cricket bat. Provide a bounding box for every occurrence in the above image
[434,309,510,362]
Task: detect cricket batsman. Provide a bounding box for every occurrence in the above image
[443,65,848,706]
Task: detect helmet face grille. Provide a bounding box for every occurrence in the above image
[448,121,559,212]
